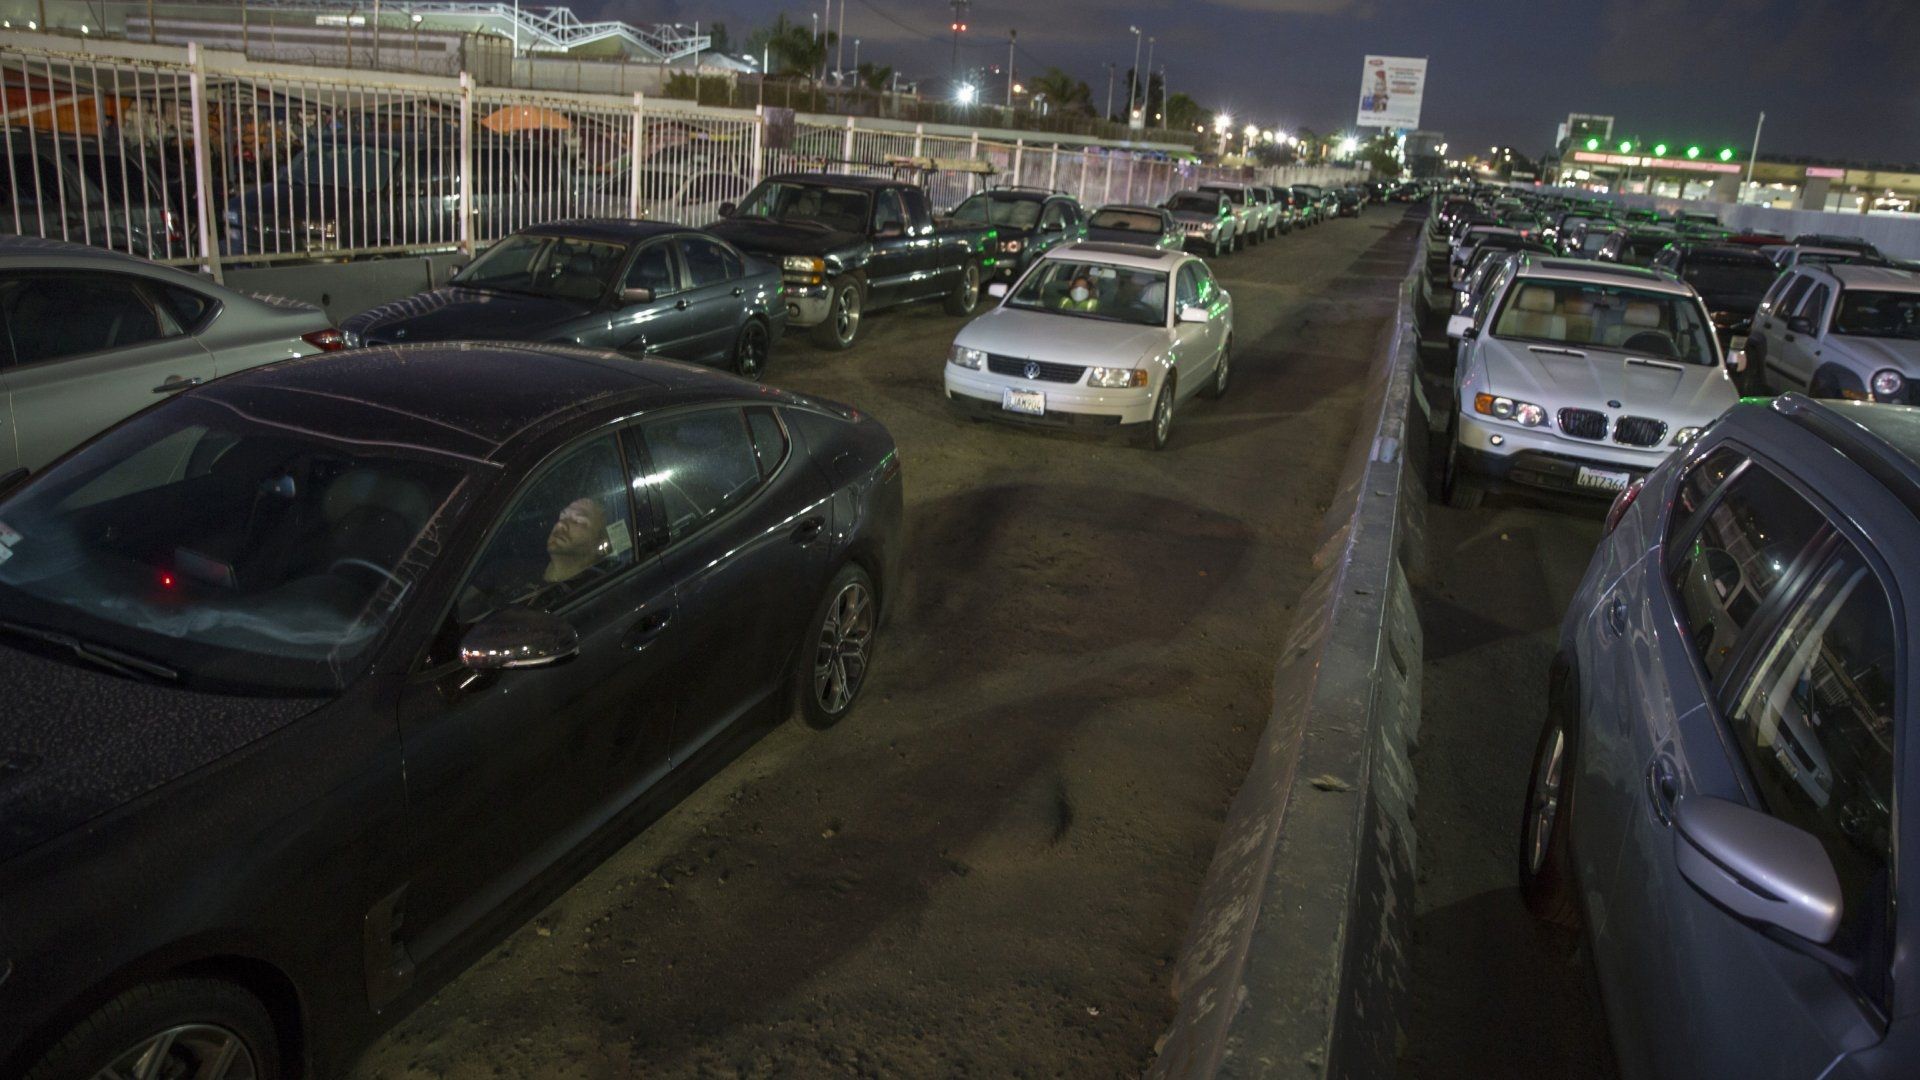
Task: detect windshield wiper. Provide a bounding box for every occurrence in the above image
[1527,344,1589,358]
[0,621,178,683]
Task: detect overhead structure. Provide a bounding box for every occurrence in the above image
[200,0,711,60]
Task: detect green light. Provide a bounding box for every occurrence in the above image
[1653,143,1668,156]
[1585,137,1599,151]
[1618,140,1633,154]
[1718,147,1735,162]
[1686,145,1701,159]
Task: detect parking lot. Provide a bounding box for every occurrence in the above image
[342,211,1417,1078]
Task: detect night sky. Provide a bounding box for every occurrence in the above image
[622,0,1920,165]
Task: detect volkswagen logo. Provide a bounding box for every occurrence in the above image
[1024,361,1042,380]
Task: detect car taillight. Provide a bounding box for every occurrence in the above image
[302,328,348,352]
[1603,478,1645,536]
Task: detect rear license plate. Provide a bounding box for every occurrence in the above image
[1002,388,1046,416]
[1577,466,1632,493]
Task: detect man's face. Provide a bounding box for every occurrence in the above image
[547,498,606,559]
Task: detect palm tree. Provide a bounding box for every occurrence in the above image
[747,14,832,78]
[857,61,894,92]
[1029,67,1091,115]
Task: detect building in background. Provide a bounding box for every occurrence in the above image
[1404,130,1446,178]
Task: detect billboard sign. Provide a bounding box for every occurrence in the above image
[1356,56,1426,129]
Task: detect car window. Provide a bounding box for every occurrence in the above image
[1668,446,1748,542]
[1833,291,1920,340]
[0,271,176,366]
[1040,202,1068,230]
[872,190,906,233]
[1175,265,1200,308]
[745,406,788,478]
[1490,279,1718,365]
[1775,276,1815,319]
[1667,463,1828,680]
[634,409,763,541]
[1722,541,1896,948]
[1795,283,1832,325]
[158,284,214,332]
[455,434,637,624]
[899,187,933,230]
[625,241,679,296]
[677,237,733,288]
[1191,262,1218,303]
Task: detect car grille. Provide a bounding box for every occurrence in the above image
[1557,408,1608,440]
[1613,416,1668,448]
[988,354,1085,384]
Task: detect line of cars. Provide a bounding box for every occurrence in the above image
[1421,185,1920,1076]
[0,165,1365,1077]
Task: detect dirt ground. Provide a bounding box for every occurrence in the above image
[347,211,1418,1079]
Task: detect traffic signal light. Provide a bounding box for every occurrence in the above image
[1718,148,1735,162]
[1686,145,1701,159]
[1653,143,1668,156]
[1618,140,1633,154]
[1585,137,1599,151]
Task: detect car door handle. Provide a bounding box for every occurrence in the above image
[790,516,825,544]
[153,376,202,393]
[1783,333,1796,343]
[622,610,673,650]
[732,287,744,297]
[1604,595,1629,638]
[1644,756,1678,827]
[674,299,689,310]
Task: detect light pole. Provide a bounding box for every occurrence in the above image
[1126,26,1142,124]
[835,0,845,81]
[853,38,860,86]
[1140,35,1154,116]
[1104,63,1115,122]
[1006,29,1016,109]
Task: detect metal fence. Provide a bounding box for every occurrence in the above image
[0,37,1367,281]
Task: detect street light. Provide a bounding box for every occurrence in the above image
[1338,136,1358,156]
[1243,122,1259,142]
[956,83,977,105]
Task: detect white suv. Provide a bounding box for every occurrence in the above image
[1441,255,1739,507]
[1746,263,1920,402]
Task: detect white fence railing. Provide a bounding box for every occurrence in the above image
[0,36,1368,282]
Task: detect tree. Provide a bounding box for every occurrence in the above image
[856,61,894,92]
[1029,66,1092,115]
[1253,141,1297,167]
[745,14,833,78]
[707,22,731,56]
[1162,92,1203,134]
[1358,132,1402,178]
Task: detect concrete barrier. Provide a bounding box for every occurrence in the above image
[1148,234,1426,1079]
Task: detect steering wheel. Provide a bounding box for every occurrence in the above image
[329,557,405,590]
[1621,330,1677,358]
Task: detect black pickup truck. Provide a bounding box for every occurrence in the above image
[706,173,996,349]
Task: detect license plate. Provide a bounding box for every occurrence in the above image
[1002,388,1046,416]
[1577,466,1632,493]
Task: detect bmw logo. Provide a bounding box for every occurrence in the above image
[1607,399,1621,409]
[1025,361,1041,380]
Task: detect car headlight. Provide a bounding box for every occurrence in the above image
[1088,366,1149,388]
[948,344,986,370]
[1473,393,1547,426]
[782,256,826,284]
[1001,239,1023,253]
[1872,369,1906,400]
[1671,426,1703,447]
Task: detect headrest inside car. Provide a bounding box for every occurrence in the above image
[1624,302,1661,328]
[1516,287,1557,313]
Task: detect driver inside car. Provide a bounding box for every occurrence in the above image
[1060,274,1099,312]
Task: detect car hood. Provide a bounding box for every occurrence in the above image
[959,306,1170,366]
[1825,335,1920,375]
[342,287,592,344]
[1168,209,1220,225]
[704,217,864,257]
[1480,337,1736,422]
[0,643,320,863]
[1084,227,1166,246]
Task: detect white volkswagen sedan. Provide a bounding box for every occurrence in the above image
[943,243,1232,450]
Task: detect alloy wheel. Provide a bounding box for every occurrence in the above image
[735,322,768,380]
[813,580,873,715]
[1525,723,1567,875]
[92,1023,257,1080]
[961,265,979,308]
[1154,386,1174,445]
[834,286,862,345]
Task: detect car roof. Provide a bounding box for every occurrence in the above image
[195,344,782,463]
[1093,203,1168,215]
[1821,264,1920,290]
[976,188,1053,202]
[1773,395,1920,519]
[1517,255,1693,295]
[765,172,900,191]
[1671,243,1775,263]
[523,219,693,243]
[1048,242,1184,270]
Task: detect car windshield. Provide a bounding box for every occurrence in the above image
[1166,194,1219,214]
[733,180,871,233]
[1492,280,1718,365]
[1799,250,1864,266]
[951,195,1043,228]
[1833,291,1920,339]
[452,233,627,302]
[286,143,405,191]
[1090,209,1164,232]
[0,397,473,695]
[1004,260,1170,327]
[1201,187,1246,204]
[1680,257,1777,297]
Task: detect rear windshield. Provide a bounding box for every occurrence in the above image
[1166,194,1220,214]
[1680,257,1778,298]
[1833,291,1920,339]
[1200,186,1247,204]
[1089,208,1165,232]
[951,194,1043,229]
[1492,280,1718,366]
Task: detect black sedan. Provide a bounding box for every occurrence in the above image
[0,344,902,1080]
[343,221,786,381]
[1081,204,1183,251]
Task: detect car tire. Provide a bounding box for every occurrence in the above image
[810,277,864,351]
[1440,411,1484,509]
[943,261,982,316]
[731,318,770,382]
[26,978,281,1080]
[797,563,878,730]
[1212,238,1226,259]
[1139,376,1175,450]
[1202,335,1232,399]
[1519,703,1581,929]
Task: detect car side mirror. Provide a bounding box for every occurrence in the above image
[460,607,580,672]
[986,282,1009,299]
[1673,795,1842,945]
[0,467,27,499]
[1788,316,1813,335]
[1178,305,1209,324]
[620,286,654,305]
[1726,347,1747,373]
[1447,313,1474,340]
[717,201,737,218]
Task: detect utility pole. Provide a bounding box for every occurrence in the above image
[835,0,845,82]
[1104,64,1115,122]
[1006,29,1015,109]
[1126,26,1141,124]
[820,0,831,82]
[853,38,860,85]
[1157,63,1167,126]
[949,0,968,81]
[1745,111,1765,193]
[1141,35,1154,119]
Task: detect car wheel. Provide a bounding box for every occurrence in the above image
[1139,376,1175,450]
[1203,334,1232,399]
[26,978,280,1080]
[798,563,877,729]
[944,261,982,316]
[1519,704,1581,928]
[810,278,864,350]
[731,319,770,382]
[1440,411,1484,509]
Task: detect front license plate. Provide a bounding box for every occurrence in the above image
[1002,388,1046,416]
[1577,466,1632,493]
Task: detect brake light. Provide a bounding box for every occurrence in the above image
[1603,478,1645,536]
[302,328,348,352]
